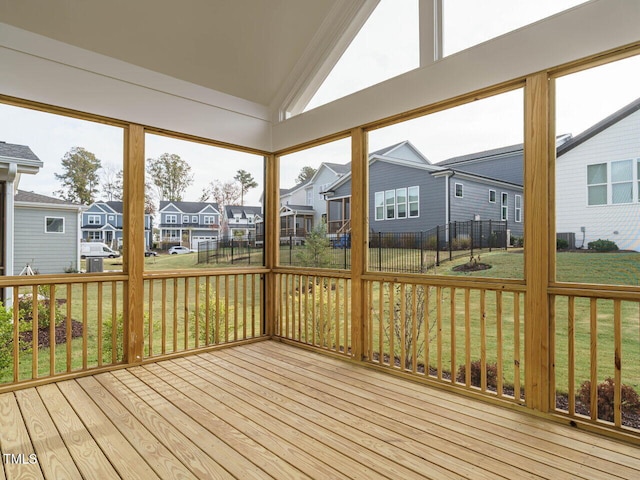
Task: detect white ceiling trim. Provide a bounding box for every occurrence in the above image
[270,0,380,121]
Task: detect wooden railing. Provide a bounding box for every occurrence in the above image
[275,270,351,356]
[0,274,126,391]
[550,289,640,433]
[143,270,266,359]
[365,278,526,404]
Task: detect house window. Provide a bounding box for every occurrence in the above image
[396,188,407,219]
[166,214,177,224]
[108,215,115,221]
[45,216,64,233]
[204,216,216,225]
[306,189,313,205]
[87,215,100,224]
[611,159,633,204]
[587,163,607,205]
[88,231,101,241]
[385,190,395,219]
[489,190,496,203]
[168,230,180,239]
[375,192,384,221]
[183,215,189,223]
[501,193,508,221]
[192,215,198,223]
[455,183,463,198]
[408,186,419,218]
[515,195,522,223]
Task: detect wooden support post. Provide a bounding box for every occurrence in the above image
[123,124,145,364]
[524,72,552,411]
[350,128,368,360]
[264,154,279,337]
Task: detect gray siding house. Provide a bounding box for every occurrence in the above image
[14,191,83,275]
[81,201,153,249]
[224,205,261,239]
[325,140,524,238]
[158,201,221,250]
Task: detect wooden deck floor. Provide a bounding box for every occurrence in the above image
[1,340,639,480]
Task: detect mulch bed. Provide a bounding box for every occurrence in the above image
[20,319,83,349]
[371,352,640,429]
[452,262,492,272]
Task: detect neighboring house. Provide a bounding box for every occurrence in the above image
[158,201,221,249]
[276,162,350,237]
[325,140,524,238]
[14,191,83,275]
[223,205,262,239]
[81,201,153,249]
[556,97,640,251]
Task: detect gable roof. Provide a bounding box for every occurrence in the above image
[159,200,220,214]
[557,96,640,156]
[225,205,262,218]
[0,141,44,171]
[15,190,81,207]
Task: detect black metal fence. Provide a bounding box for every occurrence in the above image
[277,220,508,273]
[197,235,264,266]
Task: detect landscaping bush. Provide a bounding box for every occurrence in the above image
[102,314,124,362]
[587,239,619,252]
[556,238,569,250]
[510,235,524,247]
[0,304,15,372]
[455,360,499,389]
[577,378,640,422]
[18,288,65,330]
[451,236,471,251]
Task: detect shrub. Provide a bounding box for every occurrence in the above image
[577,378,640,422]
[587,239,618,252]
[0,304,15,372]
[102,314,124,363]
[510,235,524,248]
[18,289,65,330]
[556,238,569,250]
[456,360,499,389]
[451,236,471,251]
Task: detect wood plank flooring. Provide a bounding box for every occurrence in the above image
[0,340,639,479]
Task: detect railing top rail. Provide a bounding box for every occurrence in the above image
[143,267,269,280]
[274,267,351,279]
[362,271,526,291]
[0,273,128,287]
[549,283,640,301]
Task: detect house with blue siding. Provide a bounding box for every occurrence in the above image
[324,141,524,239]
[81,201,153,249]
[15,191,84,275]
[158,201,221,249]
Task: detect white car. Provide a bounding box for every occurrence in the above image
[168,246,194,255]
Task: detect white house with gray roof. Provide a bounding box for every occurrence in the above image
[556,97,640,251]
[224,205,261,240]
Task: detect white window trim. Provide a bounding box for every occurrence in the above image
[586,159,640,206]
[385,189,396,220]
[204,216,216,225]
[454,183,463,198]
[88,231,102,241]
[489,189,496,203]
[192,215,198,223]
[87,215,100,225]
[515,194,522,223]
[166,214,177,224]
[396,187,407,219]
[374,191,384,221]
[182,215,189,223]
[611,159,634,205]
[408,186,419,218]
[45,216,65,234]
[501,192,508,222]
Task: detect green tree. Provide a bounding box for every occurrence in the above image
[147,153,194,201]
[296,165,317,184]
[234,169,258,206]
[54,146,102,204]
[295,221,332,268]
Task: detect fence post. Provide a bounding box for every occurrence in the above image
[449,222,453,262]
[436,226,440,266]
[470,220,474,257]
[489,219,492,252]
[479,220,483,250]
[378,232,382,271]
[420,231,424,272]
[289,236,293,265]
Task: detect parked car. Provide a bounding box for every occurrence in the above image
[80,242,120,259]
[168,246,194,255]
[144,250,158,257]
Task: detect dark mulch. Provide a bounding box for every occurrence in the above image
[370,351,640,429]
[20,319,83,349]
[452,262,492,272]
